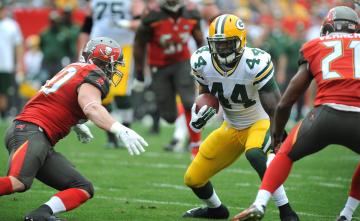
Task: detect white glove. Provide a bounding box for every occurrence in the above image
[113,19,131,29]
[73,124,94,143]
[110,122,148,155]
[132,79,146,93]
[189,104,216,133]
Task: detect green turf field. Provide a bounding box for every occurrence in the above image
[0,121,358,221]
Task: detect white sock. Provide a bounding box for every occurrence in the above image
[45,196,66,214]
[173,114,188,141]
[253,189,271,212]
[266,153,289,207]
[271,185,289,207]
[340,196,360,220]
[202,190,221,208]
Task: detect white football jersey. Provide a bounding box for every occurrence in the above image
[90,0,134,45]
[191,46,274,130]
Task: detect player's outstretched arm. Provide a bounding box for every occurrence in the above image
[273,64,312,146]
[78,83,148,155]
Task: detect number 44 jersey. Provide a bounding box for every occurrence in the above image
[299,33,360,108]
[16,63,110,145]
[191,45,274,130]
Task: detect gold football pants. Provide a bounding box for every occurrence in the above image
[184,119,270,188]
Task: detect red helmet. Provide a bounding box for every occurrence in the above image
[320,6,359,36]
[81,37,125,86]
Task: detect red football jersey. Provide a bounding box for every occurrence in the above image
[301,33,360,107]
[16,63,109,145]
[142,8,200,67]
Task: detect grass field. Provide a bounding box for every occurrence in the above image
[0,120,359,221]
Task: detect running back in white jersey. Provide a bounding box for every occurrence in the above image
[190,45,275,129]
[90,0,134,45]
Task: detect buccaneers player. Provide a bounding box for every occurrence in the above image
[133,0,204,158]
[0,37,148,221]
[232,6,360,221]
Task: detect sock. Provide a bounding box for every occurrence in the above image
[45,196,66,214]
[349,163,360,200]
[253,189,271,212]
[271,185,289,207]
[340,196,360,220]
[53,188,89,212]
[191,182,221,208]
[260,153,293,193]
[0,177,13,195]
[185,109,201,146]
[245,148,267,179]
[173,114,188,142]
[267,153,289,207]
[202,190,221,208]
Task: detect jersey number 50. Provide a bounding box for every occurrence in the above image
[322,40,360,79]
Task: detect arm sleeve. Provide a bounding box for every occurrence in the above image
[82,70,110,99]
[81,15,93,34]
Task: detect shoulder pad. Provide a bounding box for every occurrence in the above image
[191,46,210,72]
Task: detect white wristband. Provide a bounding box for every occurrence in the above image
[110,122,125,134]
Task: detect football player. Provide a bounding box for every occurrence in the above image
[0,37,148,221]
[183,14,299,221]
[133,0,204,159]
[78,0,144,148]
[232,6,360,221]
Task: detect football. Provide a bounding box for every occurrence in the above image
[195,93,219,113]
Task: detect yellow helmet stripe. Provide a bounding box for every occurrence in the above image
[215,14,229,35]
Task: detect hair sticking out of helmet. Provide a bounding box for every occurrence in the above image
[320,6,359,36]
[207,14,246,75]
[81,37,125,86]
[158,0,184,13]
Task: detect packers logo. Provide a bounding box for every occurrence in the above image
[236,20,245,30]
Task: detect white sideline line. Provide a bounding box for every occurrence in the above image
[29,189,360,220]
[152,183,188,190]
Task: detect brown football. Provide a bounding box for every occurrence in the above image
[195,93,219,113]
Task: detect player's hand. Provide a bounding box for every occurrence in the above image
[113,19,131,29]
[189,104,216,133]
[110,122,149,155]
[271,130,288,153]
[73,124,94,143]
[132,78,145,93]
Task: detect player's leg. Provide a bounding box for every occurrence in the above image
[183,122,245,219]
[173,60,200,158]
[152,64,177,123]
[0,121,50,196]
[233,106,345,220]
[164,99,188,152]
[24,149,93,220]
[244,119,298,221]
[337,163,360,221]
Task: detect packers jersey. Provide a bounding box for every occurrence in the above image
[90,0,134,46]
[191,45,274,130]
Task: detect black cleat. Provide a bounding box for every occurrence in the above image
[24,205,66,221]
[279,203,300,221]
[183,204,229,219]
[336,216,348,221]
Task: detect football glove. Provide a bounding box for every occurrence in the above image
[132,78,145,93]
[110,122,148,155]
[73,124,94,143]
[189,104,216,133]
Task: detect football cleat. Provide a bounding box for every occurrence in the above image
[24,205,66,221]
[232,205,264,221]
[336,216,348,221]
[183,204,229,219]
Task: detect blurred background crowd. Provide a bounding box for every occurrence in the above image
[0,0,359,130]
